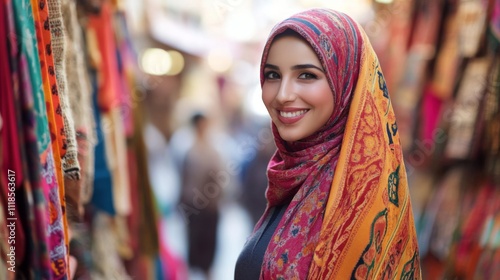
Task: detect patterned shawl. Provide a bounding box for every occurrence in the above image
[257,9,421,279]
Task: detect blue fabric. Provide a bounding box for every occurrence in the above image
[155,254,166,280]
[90,70,116,215]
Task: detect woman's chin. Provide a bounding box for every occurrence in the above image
[276,129,304,142]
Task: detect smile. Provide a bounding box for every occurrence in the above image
[279,109,308,118]
[277,109,309,125]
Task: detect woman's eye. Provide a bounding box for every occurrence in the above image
[298,73,317,79]
[264,71,280,80]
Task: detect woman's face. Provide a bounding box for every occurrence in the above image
[262,35,334,142]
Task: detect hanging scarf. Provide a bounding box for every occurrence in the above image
[0,1,26,278]
[61,0,96,209]
[31,0,67,192]
[47,0,80,179]
[257,9,420,279]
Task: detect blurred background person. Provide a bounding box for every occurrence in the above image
[179,112,224,280]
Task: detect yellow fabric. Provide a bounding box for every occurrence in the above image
[310,29,421,279]
[102,109,131,216]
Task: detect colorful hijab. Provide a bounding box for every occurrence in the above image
[257,9,421,279]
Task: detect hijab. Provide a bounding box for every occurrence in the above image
[257,8,421,279]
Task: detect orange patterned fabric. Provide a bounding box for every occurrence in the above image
[31,0,66,203]
[309,19,420,280]
[31,0,66,162]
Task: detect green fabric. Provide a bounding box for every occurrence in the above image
[12,0,50,151]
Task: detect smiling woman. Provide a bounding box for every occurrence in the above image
[235,8,421,280]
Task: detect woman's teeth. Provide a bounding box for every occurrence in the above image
[280,110,308,118]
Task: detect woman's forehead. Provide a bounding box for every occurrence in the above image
[265,36,321,67]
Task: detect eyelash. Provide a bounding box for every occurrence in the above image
[264,71,280,80]
[264,71,318,80]
[298,73,317,79]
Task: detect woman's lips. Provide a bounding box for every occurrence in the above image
[276,109,309,124]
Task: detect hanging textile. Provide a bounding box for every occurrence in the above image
[492,0,500,40]
[61,0,96,219]
[0,2,25,279]
[30,0,67,201]
[444,58,491,160]
[473,187,500,279]
[89,69,116,215]
[47,0,80,180]
[392,0,444,151]
[454,183,495,279]
[457,0,488,57]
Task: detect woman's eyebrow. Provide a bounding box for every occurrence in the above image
[291,64,324,72]
[264,63,324,72]
[264,63,279,70]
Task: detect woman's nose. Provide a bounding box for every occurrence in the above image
[276,78,296,103]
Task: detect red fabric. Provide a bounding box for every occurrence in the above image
[0,0,23,186]
[455,183,494,278]
[0,0,26,267]
[490,0,500,40]
[87,2,120,112]
[421,86,443,143]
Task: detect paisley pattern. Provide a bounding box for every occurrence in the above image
[401,251,421,280]
[254,8,420,279]
[351,209,388,280]
[388,166,400,207]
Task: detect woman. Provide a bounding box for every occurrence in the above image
[235,8,421,279]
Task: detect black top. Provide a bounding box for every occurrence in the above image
[234,203,288,280]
